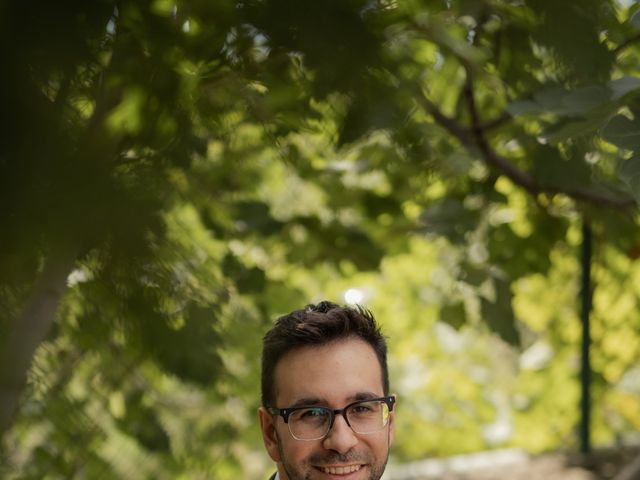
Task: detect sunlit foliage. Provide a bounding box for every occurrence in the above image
[2,0,640,478]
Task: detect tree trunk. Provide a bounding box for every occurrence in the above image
[0,246,76,437]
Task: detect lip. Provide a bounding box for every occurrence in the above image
[314,464,365,477]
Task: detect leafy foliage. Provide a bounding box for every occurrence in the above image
[2,0,640,478]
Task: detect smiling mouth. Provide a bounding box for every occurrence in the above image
[319,464,362,475]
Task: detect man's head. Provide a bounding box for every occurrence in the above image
[259,301,394,480]
[261,301,389,406]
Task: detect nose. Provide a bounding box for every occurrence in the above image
[322,413,358,453]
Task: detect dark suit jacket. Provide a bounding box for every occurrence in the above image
[268,474,276,480]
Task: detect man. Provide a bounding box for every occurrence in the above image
[259,301,396,480]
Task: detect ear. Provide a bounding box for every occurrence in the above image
[388,395,397,446]
[259,407,282,462]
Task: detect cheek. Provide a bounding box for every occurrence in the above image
[278,431,316,462]
[367,431,392,457]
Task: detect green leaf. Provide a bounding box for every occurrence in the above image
[234,201,284,235]
[506,99,544,116]
[530,145,591,189]
[117,392,170,452]
[460,263,487,287]
[542,115,607,144]
[140,304,223,386]
[511,84,610,119]
[440,303,466,330]
[608,76,640,100]
[533,86,570,114]
[223,254,267,293]
[562,86,610,114]
[481,278,520,347]
[419,198,478,245]
[618,156,640,204]
[602,114,640,151]
[630,10,640,31]
[529,0,614,81]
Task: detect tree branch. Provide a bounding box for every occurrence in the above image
[462,68,542,198]
[413,73,636,211]
[477,112,512,131]
[612,32,640,57]
[412,88,472,143]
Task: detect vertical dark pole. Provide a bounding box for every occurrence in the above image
[580,221,592,455]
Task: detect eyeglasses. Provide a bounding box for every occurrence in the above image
[269,396,395,441]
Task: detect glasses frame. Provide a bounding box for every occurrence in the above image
[269,395,396,441]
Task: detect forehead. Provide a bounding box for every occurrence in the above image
[273,337,384,406]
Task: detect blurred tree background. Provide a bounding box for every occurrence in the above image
[1,0,640,478]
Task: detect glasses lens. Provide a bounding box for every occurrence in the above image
[289,407,331,440]
[346,400,389,434]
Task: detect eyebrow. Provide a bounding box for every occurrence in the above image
[288,392,381,408]
[289,397,326,408]
[352,391,381,401]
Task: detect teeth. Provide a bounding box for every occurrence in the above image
[321,465,361,475]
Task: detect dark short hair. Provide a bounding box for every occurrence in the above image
[261,300,389,407]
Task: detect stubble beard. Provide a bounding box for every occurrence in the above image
[275,432,390,480]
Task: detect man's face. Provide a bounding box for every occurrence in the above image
[259,338,395,480]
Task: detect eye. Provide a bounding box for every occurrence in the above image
[350,400,386,418]
[299,408,328,419]
[353,403,374,413]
